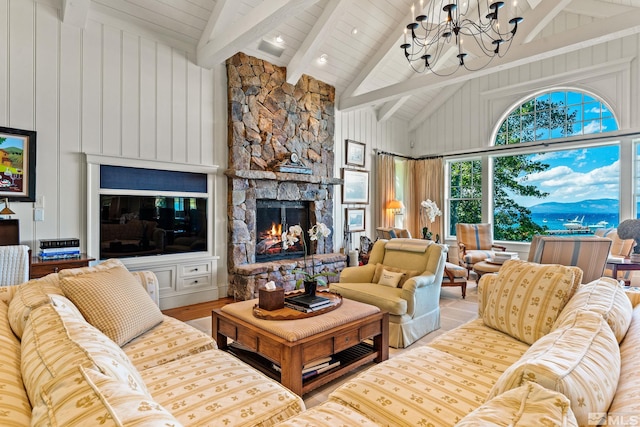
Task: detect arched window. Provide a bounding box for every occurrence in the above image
[496,90,618,145]
[448,90,620,242]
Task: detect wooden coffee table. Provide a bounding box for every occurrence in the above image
[212,297,389,396]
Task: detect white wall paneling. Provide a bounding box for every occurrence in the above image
[334,108,410,248]
[0,0,220,302]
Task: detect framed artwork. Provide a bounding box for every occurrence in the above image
[0,127,36,201]
[345,139,366,167]
[346,208,366,232]
[342,168,369,204]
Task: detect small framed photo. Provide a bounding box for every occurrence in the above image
[0,126,36,201]
[346,208,365,232]
[345,139,366,167]
[342,168,369,204]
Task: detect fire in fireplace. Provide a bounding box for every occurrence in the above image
[255,200,311,262]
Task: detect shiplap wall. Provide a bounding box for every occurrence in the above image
[334,108,410,250]
[411,28,640,155]
[0,0,217,253]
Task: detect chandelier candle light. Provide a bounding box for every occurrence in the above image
[401,0,523,75]
[420,199,442,241]
[283,223,336,294]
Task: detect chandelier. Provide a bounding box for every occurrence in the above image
[400,1,523,75]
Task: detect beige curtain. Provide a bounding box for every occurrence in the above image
[407,158,444,240]
[376,154,396,229]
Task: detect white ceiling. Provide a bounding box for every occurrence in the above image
[58,0,640,124]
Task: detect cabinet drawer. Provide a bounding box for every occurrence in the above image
[178,275,212,291]
[334,329,360,353]
[180,262,211,277]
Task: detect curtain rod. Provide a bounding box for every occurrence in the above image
[374,149,440,161]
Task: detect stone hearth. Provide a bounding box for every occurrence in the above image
[225,53,344,300]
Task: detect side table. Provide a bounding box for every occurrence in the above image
[30,254,95,279]
[605,259,640,285]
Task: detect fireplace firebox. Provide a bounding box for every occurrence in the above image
[255,200,311,262]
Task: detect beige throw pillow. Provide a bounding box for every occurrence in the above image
[482,259,579,345]
[377,269,404,287]
[59,260,163,346]
[372,263,420,288]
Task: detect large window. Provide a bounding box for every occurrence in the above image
[448,159,482,235]
[448,90,621,242]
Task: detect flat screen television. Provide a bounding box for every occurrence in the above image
[100,195,207,259]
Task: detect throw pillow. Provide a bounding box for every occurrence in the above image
[31,366,182,427]
[377,269,404,287]
[488,310,619,427]
[482,259,580,345]
[371,263,421,288]
[59,259,163,346]
[457,382,578,427]
[554,276,632,343]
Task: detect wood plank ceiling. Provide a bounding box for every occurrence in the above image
[59,0,640,126]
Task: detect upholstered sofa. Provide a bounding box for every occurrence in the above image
[0,259,304,426]
[330,238,447,348]
[280,259,640,426]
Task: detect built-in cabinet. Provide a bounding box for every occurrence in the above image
[124,255,218,310]
[85,154,220,310]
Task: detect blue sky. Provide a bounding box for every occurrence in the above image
[510,144,620,207]
[0,136,25,150]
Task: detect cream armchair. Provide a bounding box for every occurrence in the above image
[330,238,447,348]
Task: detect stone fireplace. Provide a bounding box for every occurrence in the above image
[225,53,345,300]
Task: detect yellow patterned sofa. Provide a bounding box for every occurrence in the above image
[0,259,304,426]
[279,259,640,426]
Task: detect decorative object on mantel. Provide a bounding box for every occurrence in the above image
[618,219,640,262]
[272,152,312,174]
[284,223,337,293]
[420,199,442,241]
[258,281,285,311]
[400,0,523,76]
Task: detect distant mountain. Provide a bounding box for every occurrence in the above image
[528,198,618,214]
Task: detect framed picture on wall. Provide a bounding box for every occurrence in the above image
[342,168,369,204]
[0,126,36,201]
[346,208,366,232]
[345,139,366,167]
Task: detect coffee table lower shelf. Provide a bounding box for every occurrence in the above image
[227,341,378,393]
[212,308,389,396]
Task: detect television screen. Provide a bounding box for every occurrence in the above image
[100,195,207,259]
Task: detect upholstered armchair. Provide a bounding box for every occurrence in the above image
[330,238,447,348]
[455,223,506,272]
[527,235,612,283]
[0,245,31,286]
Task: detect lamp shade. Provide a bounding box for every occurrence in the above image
[0,198,14,215]
[387,200,404,211]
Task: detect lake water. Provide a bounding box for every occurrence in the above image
[531,212,619,234]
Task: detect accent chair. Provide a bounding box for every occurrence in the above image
[455,223,506,273]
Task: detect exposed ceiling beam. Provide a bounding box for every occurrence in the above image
[521,0,573,44]
[197,0,241,51]
[377,95,411,122]
[197,0,320,69]
[565,0,634,18]
[286,0,346,85]
[339,7,640,112]
[61,0,90,28]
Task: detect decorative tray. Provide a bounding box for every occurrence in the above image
[253,291,342,320]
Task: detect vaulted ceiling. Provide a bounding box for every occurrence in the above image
[60,0,640,129]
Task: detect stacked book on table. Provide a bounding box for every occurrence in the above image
[492,251,519,264]
[284,293,332,313]
[38,238,81,260]
[273,356,341,380]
